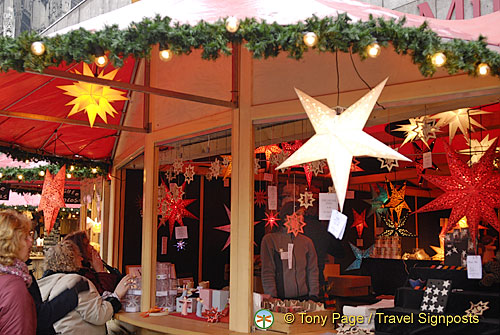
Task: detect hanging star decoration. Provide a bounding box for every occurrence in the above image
[164,168,175,182]
[430,236,445,261]
[254,189,268,208]
[364,184,388,220]
[263,211,280,229]
[281,140,314,186]
[298,191,315,209]
[173,158,184,175]
[458,135,497,166]
[254,157,261,175]
[465,301,490,316]
[412,141,438,185]
[395,116,439,149]
[175,240,187,251]
[380,214,415,237]
[346,243,374,271]
[350,158,363,172]
[284,211,307,237]
[277,78,410,211]
[57,63,127,127]
[184,165,195,184]
[431,108,491,142]
[208,158,221,180]
[383,181,411,222]
[378,156,399,172]
[157,182,197,235]
[416,141,500,243]
[214,204,259,250]
[351,209,368,238]
[310,160,326,176]
[170,183,185,200]
[220,155,232,179]
[37,165,66,234]
[255,144,281,169]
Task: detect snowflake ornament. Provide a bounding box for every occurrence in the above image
[208,159,221,179]
[176,240,187,251]
[254,189,268,208]
[184,165,195,184]
[254,158,261,175]
[298,191,315,209]
[310,160,325,176]
[284,212,307,237]
[173,158,184,175]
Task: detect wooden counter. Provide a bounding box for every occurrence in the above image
[115,312,332,335]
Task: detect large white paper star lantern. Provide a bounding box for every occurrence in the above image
[277,78,410,210]
[430,108,490,142]
[458,134,497,166]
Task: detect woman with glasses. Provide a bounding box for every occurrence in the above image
[0,209,37,334]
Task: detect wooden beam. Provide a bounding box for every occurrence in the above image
[29,68,236,109]
[0,109,147,133]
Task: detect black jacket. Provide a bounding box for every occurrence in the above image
[28,272,79,335]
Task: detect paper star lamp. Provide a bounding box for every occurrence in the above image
[277,78,410,211]
[465,301,490,316]
[351,209,368,238]
[364,184,388,220]
[416,141,500,242]
[380,214,415,237]
[57,63,127,127]
[284,212,307,237]
[383,181,411,222]
[255,144,281,169]
[173,158,184,175]
[458,134,497,166]
[395,116,439,148]
[157,182,197,235]
[220,155,232,179]
[431,108,490,142]
[37,165,66,234]
[378,156,399,172]
[184,165,195,184]
[214,204,259,250]
[263,211,280,229]
[208,159,221,179]
[430,236,444,261]
[298,191,315,209]
[346,243,374,271]
[254,189,268,208]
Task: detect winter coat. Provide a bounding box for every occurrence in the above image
[260,230,319,299]
[27,272,78,335]
[38,273,114,335]
[0,273,36,335]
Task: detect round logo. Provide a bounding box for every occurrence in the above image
[254,309,274,329]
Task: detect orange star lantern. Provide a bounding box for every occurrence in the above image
[383,181,411,222]
[37,166,66,234]
[284,212,306,237]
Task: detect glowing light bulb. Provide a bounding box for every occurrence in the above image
[94,54,108,67]
[477,63,490,76]
[66,173,72,179]
[17,174,23,180]
[70,165,75,171]
[91,168,98,174]
[431,52,446,67]
[159,49,173,62]
[225,16,239,33]
[39,171,45,177]
[0,173,3,178]
[303,32,318,47]
[31,41,45,56]
[367,43,381,58]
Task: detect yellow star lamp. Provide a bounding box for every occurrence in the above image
[277,78,410,210]
[58,63,128,127]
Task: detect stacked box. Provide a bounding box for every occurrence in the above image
[199,288,213,312]
[372,236,401,259]
[212,290,229,312]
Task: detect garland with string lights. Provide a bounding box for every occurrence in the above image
[0,14,498,77]
[0,164,106,181]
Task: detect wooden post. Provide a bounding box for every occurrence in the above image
[414,196,419,249]
[229,45,254,333]
[198,176,204,283]
[141,136,159,311]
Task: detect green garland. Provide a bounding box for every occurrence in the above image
[0,145,109,171]
[0,164,106,181]
[0,14,499,77]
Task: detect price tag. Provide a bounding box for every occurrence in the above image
[423,152,432,169]
[356,238,364,247]
[175,226,188,240]
[161,236,168,255]
[263,173,273,182]
[288,243,294,269]
[319,193,339,220]
[328,209,347,239]
[346,190,355,199]
[466,255,482,279]
[268,186,277,210]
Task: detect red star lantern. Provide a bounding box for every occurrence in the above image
[284,212,306,237]
[158,182,197,235]
[254,189,268,208]
[417,141,500,242]
[255,144,282,169]
[263,211,280,229]
[37,166,66,234]
[282,140,314,186]
[351,209,368,238]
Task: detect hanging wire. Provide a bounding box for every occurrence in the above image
[349,50,386,110]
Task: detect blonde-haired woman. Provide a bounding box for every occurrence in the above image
[38,241,130,334]
[0,209,36,334]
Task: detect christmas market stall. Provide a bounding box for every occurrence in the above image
[1,0,499,333]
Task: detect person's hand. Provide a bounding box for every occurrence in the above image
[90,247,105,272]
[73,279,90,294]
[114,274,132,299]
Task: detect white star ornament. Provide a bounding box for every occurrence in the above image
[277,78,410,210]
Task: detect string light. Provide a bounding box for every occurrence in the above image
[30,41,45,56]
[431,52,446,67]
[159,45,173,62]
[17,174,23,180]
[477,63,490,76]
[39,171,45,177]
[366,42,381,58]
[225,16,240,33]
[25,159,30,164]
[70,165,75,171]
[91,168,98,174]
[94,47,108,67]
[66,173,72,179]
[303,32,318,47]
